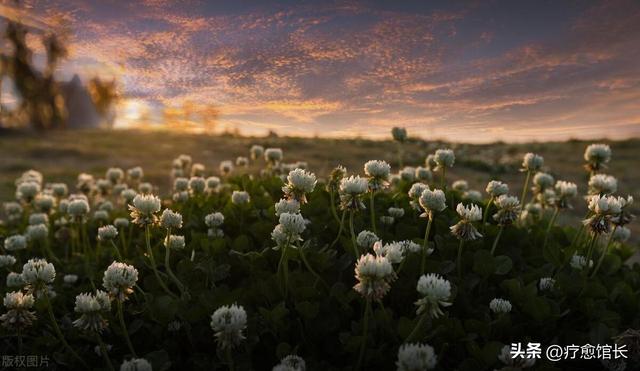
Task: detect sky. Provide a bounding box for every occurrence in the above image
[1,0,640,142]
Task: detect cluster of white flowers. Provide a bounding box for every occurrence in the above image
[275,198,301,216]
[433,149,455,170]
[219,160,234,176]
[396,343,437,371]
[3,202,23,223]
[539,277,556,291]
[98,225,119,241]
[486,180,509,198]
[73,290,111,333]
[493,195,521,226]
[353,253,396,300]
[160,209,183,230]
[418,188,446,217]
[489,298,512,314]
[265,148,284,165]
[450,203,483,241]
[103,261,138,301]
[570,254,593,270]
[4,235,27,251]
[129,194,161,226]
[532,172,554,194]
[588,174,618,195]
[364,160,391,191]
[391,127,407,142]
[120,358,152,371]
[1,291,36,330]
[67,198,90,221]
[210,304,247,349]
[372,241,404,264]
[414,167,432,182]
[452,180,468,192]
[400,167,416,182]
[272,355,306,371]
[388,207,405,219]
[231,191,251,205]
[164,235,185,250]
[584,143,611,172]
[521,153,543,172]
[554,180,578,208]
[357,230,379,249]
[21,258,55,296]
[0,255,16,268]
[339,176,368,211]
[583,194,623,235]
[250,145,264,160]
[189,177,206,195]
[282,169,317,204]
[205,212,225,238]
[407,183,429,210]
[415,274,452,318]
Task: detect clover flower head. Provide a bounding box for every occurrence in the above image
[250,145,265,160]
[400,167,416,182]
[67,198,90,219]
[129,194,161,226]
[0,255,16,268]
[204,212,225,228]
[231,191,251,205]
[188,177,206,194]
[275,198,301,217]
[265,148,284,164]
[339,176,368,211]
[396,343,438,371]
[210,304,247,349]
[415,274,452,318]
[236,156,249,167]
[418,188,447,217]
[408,182,429,199]
[220,160,234,176]
[16,181,40,201]
[138,182,153,194]
[271,224,289,248]
[489,298,512,314]
[1,291,36,330]
[191,163,206,177]
[274,355,306,371]
[120,358,152,371]
[380,216,394,225]
[539,277,556,291]
[283,168,317,203]
[173,177,189,192]
[398,240,423,254]
[4,201,23,221]
[486,180,509,197]
[414,167,433,182]
[357,230,379,249]
[326,165,347,192]
[493,195,521,226]
[4,235,27,251]
[127,166,144,181]
[588,174,618,195]
[279,212,306,236]
[121,189,137,204]
[353,253,396,300]
[498,345,536,368]
[452,180,468,192]
[612,226,631,242]
[451,203,483,240]
[21,258,55,296]
[521,152,543,171]
[425,154,438,170]
[611,195,635,226]
[388,207,405,218]
[570,254,593,270]
[106,168,124,184]
[206,177,221,191]
[391,127,408,142]
[34,194,55,213]
[96,179,113,195]
[103,261,138,301]
[584,194,621,235]
[93,210,110,222]
[164,235,185,250]
[73,290,111,333]
[98,225,118,241]
[434,149,455,170]
[463,190,483,203]
[364,160,391,190]
[160,209,183,230]
[114,218,130,229]
[584,143,611,171]
[532,172,554,193]
[373,241,405,264]
[26,223,48,241]
[64,274,79,284]
[51,183,68,198]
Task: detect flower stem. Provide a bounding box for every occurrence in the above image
[369,190,378,234]
[96,332,115,371]
[482,197,494,225]
[490,226,504,256]
[420,215,433,274]
[164,232,187,297]
[145,225,176,298]
[518,170,532,222]
[44,292,88,368]
[405,313,427,343]
[225,347,235,371]
[298,245,329,290]
[542,207,560,250]
[110,240,123,260]
[277,241,289,298]
[349,210,359,258]
[117,299,137,357]
[456,239,465,280]
[440,168,446,191]
[591,226,617,277]
[356,300,371,371]
[329,191,341,224]
[330,210,347,248]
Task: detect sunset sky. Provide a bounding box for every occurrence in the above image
[2,0,640,142]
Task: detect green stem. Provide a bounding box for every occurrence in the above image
[420,215,433,274]
[225,347,235,371]
[329,191,340,224]
[369,190,378,234]
[440,168,446,191]
[543,207,560,250]
[44,292,88,368]
[585,234,598,269]
[456,239,465,280]
[145,225,177,298]
[482,197,494,225]
[119,229,127,258]
[405,313,427,343]
[96,332,115,371]
[591,226,617,277]
[110,240,123,260]
[356,300,371,371]
[277,240,289,298]
[518,170,532,222]
[298,246,329,290]
[164,233,187,297]
[117,299,137,357]
[330,210,347,248]
[490,226,504,256]
[349,210,359,258]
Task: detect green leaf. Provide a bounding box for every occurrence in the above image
[494,255,513,275]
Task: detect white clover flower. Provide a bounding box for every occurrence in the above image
[98,225,118,242]
[265,148,284,164]
[231,191,250,205]
[34,194,55,213]
[584,143,611,170]
[450,203,483,240]
[76,173,95,194]
[4,235,27,251]
[588,174,617,195]
[408,182,429,210]
[99,201,114,212]
[220,160,234,176]
[400,167,416,182]
[173,177,189,192]
[414,167,433,182]
[271,224,289,248]
[418,188,447,217]
[274,355,306,371]
[380,216,395,225]
[64,274,79,284]
[570,254,593,270]
[279,212,306,236]
[114,218,130,229]
[498,345,536,368]
[1,291,36,330]
[67,198,90,220]
[106,168,124,184]
[210,304,247,349]
[489,298,512,314]
[389,174,401,186]
[357,230,379,249]
[539,277,555,291]
[96,179,113,195]
[16,181,40,202]
[16,170,43,186]
[160,209,183,230]
[206,177,221,191]
[463,190,483,203]
[189,177,206,194]
[164,235,185,250]
[26,224,48,241]
[250,145,265,160]
[283,169,317,203]
[326,165,347,192]
[172,191,189,203]
[21,259,55,296]
[493,195,521,226]
[121,189,137,204]
[4,202,23,222]
[611,195,635,226]
[51,183,68,198]
[554,180,578,208]
[364,160,391,191]
[388,207,405,218]
[73,290,111,333]
[396,343,437,371]
[486,180,509,197]
[138,182,153,194]
[127,166,144,182]
[584,195,620,235]
[434,149,455,170]
[353,253,396,301]
[612,226,631,242]
[129,194,161,226]
[425,154,437,170]
[205,212,225,228]
[93,210,110,222]
[391,127,408,142]
[236,156,249,167]
[103,261,138,301]
[373,241,405,264]
[339,176,368,211]
[398,240,423,254]
[191,163,206,177]
[7,272,25,288]
[0,255,16,268]
[120,358,152,371]
[521,153,543,172]
[452,180,468,192]
[415,273,452,318]
[532,172,554,193]
[275,198,301,217]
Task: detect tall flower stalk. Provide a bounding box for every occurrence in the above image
[364,160,391,234]
[518,153,543,220]
[418,188,446,274]
[338,176,368,258]
[103,261,139,356]
[450,203,483,278]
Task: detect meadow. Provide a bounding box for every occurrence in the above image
[0,128,639,371]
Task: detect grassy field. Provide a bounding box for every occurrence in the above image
[1,128,639,242]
